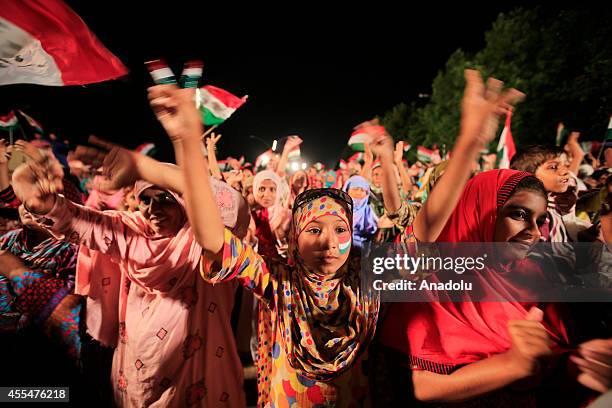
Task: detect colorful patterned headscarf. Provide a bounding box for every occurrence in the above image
[292,195,352,255]
[276,189,379,381]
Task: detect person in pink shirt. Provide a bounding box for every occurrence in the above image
[12,157,250,407]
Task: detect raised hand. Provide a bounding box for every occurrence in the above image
[364,142,373,162]
[394,141,404,164]
[74,136,139,192]
[11,157,64,214]
[459,70,525,148]
[566,131,581,148]
[283,135,303,152]
[206,132,222,149]
[147,84,203,142]
[225,170,243,188]
[370,131,394,160]
[14,140,45,163]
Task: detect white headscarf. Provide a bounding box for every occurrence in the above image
[253,170,286,231]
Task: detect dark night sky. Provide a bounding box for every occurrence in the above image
[0,2,530,166]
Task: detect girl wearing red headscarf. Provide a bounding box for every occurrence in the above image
[379,169,576,405]
[368,70,612,405]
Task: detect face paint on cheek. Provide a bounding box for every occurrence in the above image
[338,235,351,255]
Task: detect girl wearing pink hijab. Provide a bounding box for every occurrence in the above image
[12,160,250,407]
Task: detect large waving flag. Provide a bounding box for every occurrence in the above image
[496,111,517,169]
[197,85,248,126]
[0,0,127,86]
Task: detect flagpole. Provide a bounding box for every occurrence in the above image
[596,142,605,163]
[9,128,13,145]
[19,126,27,141]
[201,125,218,140]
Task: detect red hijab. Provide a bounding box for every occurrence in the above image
[380,170,570,373]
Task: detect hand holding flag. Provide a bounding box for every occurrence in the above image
[354,119,393,159]
[146,59,178,85]
[148,84,203,143]
[180,61,204,88]
[284,135,303,151]
[349,118,387,152]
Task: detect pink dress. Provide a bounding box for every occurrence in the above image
[28,196,246,407]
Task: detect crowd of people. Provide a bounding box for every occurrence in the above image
[0,69,611,407]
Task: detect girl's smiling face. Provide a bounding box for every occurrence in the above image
[493,189,548,260]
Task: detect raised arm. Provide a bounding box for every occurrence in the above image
[413,70,525,242]
[565,132,585,176]
[77,136,187,195]
[11,160,127,260]
[206,132,223,180]
[147,84,225,259]
[276,135,302,178]
[394,141,413,194]
[367,127,403,214]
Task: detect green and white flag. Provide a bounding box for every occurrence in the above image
[197,85,248,126]
[146,59,176,85]
[288,145,300,161]
[0,111,19,131]
[179,60,203,88]
[417,146,434,163]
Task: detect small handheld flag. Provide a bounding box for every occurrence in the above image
[145,59,177,85]
[179,60,203,89]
